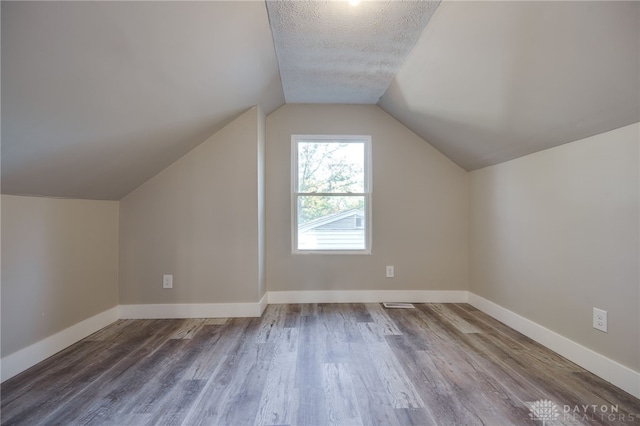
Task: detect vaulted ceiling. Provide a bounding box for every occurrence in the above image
[266,0,440,103]
[2,1,638,200]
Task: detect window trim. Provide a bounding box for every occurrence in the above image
[291,134,372,255]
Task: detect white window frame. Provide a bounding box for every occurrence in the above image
[292,135,372,255]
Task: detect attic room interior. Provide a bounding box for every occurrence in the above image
[1,0,639,424]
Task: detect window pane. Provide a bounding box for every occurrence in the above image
[297,142,364,193]
[297,195,366,250]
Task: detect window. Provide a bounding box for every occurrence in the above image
[292,135,371,253]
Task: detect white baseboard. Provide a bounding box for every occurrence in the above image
[267,289,468,304]
[468,293,640,399]
[258,292,268,315]
[0,306,119,382]
[119,301,264,319]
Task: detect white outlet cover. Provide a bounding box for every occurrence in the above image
[163,274,173,289]
[593,308,607,332]
[386,266,394,278]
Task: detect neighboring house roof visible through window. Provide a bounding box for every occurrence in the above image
[299,209,364,232]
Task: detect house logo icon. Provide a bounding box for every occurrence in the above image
[528,399,560,425]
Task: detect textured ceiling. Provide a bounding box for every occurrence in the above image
[2,1,638,200]
[266,0,440,104]
[1,1,284,200]
[379,0,640,171]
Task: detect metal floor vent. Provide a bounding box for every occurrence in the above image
[383,302,415,309]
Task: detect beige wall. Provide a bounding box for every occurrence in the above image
[1,195,119,357]
[119,107,264,304]
[469,123,639,371]
[266,104,469,292]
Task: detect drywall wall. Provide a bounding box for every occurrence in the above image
[1,195,119,357]
[266,104,468,292]
[119,107,264,304]
[469,123,639,371]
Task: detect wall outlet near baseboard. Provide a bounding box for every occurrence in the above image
[593,308,607,332]
[385,265,394,278]
[163,274,173,289]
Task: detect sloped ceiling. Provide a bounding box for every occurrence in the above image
[1,1,284,200]
[2,1,639,200]
[380,1,640,170]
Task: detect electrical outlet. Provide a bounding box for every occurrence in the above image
[593,308,607,332]
[386,265,394,278]
[163,274,173,289]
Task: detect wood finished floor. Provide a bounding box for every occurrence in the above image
[2,303,639,426]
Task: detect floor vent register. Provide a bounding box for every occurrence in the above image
[382,302,415,309]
